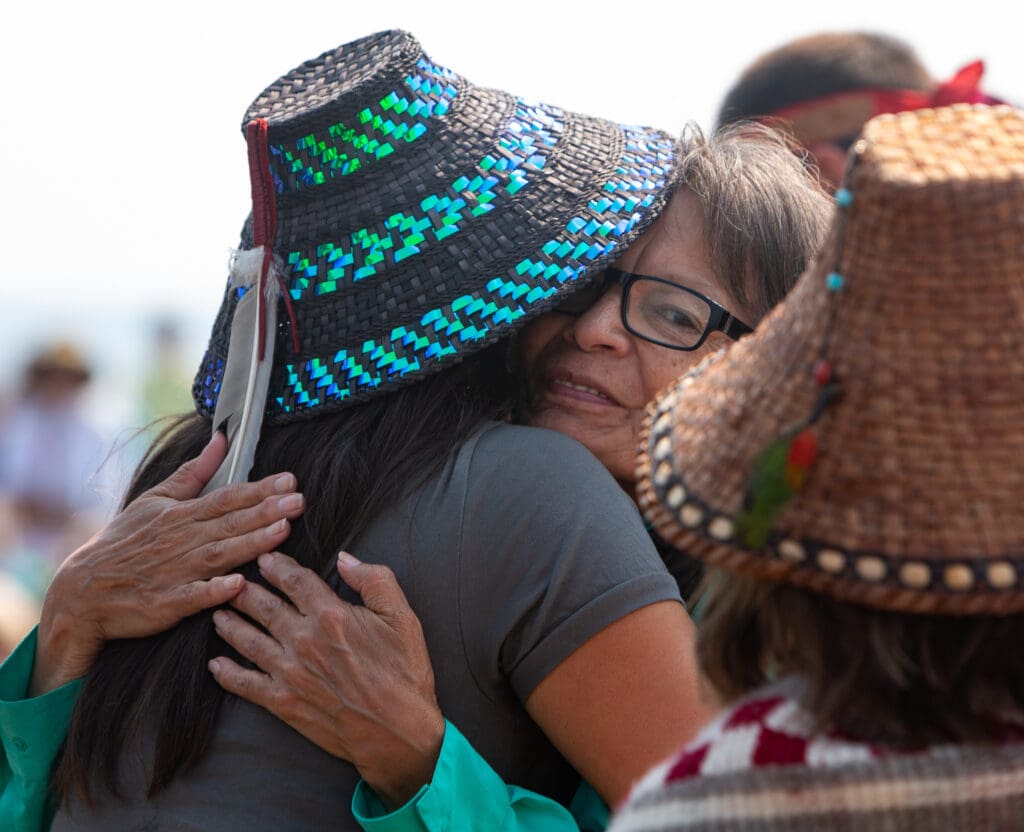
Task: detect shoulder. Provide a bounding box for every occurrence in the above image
[472,422,605,466]
[468,422,622,496]
[460,423,644,539]
[454,426,679,699]
[456,421,665,593]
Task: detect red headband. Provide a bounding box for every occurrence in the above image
[763,61,1003,145]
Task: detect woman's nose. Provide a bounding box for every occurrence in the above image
[563,285,632,354]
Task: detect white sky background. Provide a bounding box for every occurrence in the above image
[2,0,1021,436]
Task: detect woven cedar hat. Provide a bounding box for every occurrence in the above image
[637,104,1024,615]
[192,30,676,430]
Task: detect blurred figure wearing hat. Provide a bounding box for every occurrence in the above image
[610,104,1024,831]
[0,342,107,592]
[717,31,1006,190]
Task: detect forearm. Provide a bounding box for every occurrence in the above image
[353,721,600,832]
[1,627,83,832]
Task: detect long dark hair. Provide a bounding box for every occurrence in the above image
[55,344,516,804]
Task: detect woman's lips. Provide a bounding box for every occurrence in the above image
[544,375,620,407]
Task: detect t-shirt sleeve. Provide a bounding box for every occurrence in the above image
[458,425,681,703]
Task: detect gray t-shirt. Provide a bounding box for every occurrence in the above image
[53,422,681,831]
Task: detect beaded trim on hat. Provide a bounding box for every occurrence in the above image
[642,390,1022,599]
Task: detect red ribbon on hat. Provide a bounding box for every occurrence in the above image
[244,118,301,357]
[873,60,1001,114]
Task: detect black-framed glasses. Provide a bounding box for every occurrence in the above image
[556,267,753,351]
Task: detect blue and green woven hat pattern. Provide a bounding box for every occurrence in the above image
[193,30,677,423]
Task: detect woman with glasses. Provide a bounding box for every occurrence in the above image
[1,120,828,832]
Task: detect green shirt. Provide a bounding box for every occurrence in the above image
[354,721,607,831]
[0,627,82,832]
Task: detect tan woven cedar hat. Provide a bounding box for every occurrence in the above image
[637,104,1024,615]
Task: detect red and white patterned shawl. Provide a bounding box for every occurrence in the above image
[610,683,1024,831]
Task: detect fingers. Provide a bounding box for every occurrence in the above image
[208,656,275,708]
[229,577,303,634]
[213,609,284,669]
[188,486,304,567]
[150,432,229,500]
[189,517,294,576]
[169,575,246,618]
[191,473,301,522]
[336,552,412,618]
[257,553,336,617]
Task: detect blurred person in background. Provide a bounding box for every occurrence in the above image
[0,342,109,597]
[716,31,1006,189]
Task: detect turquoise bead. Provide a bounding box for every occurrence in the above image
[826,272,844,291]
[835,188,853,208]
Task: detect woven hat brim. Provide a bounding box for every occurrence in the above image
[637,105,1024,615]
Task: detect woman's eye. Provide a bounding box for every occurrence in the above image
[655,307,701,331]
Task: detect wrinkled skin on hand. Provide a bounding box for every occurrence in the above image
[209,551,446,808]
[31,433,305,696]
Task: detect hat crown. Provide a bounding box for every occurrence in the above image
[859,104,1024,186]
[27,341,91,380]
[245,31,421,134]
[832,105,1024,416]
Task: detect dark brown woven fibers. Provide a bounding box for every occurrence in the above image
[245,31,423,132]
[637,104,1024,615]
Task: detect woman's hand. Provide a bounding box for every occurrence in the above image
[208,551,445,809]
[31,433,305,696]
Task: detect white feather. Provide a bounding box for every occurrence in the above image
[228,247,266,288]
[202,247,281,493]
